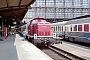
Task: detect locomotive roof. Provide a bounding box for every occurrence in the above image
[65,17,90,25]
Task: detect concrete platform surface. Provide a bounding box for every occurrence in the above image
[0,35,18,60]
[15,34,53,60]
[0,34,53,60]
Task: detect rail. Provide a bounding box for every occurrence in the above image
[48,46,86,60]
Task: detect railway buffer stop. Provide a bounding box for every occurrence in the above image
[0,0,36,40]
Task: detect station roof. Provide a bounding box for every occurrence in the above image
[0,0,36,26]
[46,14,90,23]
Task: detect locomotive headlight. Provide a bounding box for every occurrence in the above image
[53,33,56,38]
[34,34,37,39]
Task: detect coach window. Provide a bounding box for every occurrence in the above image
[74,25,77,31]
[57,26,58,31]
[78,25,82,31]
[55,26,57,32]
[51,26,53,31]
[58,26,59,31]
[53,26,54,31]
[59,26,61,32]
[56,26,57,31]
[66,26,68,32]
[54,26,55,32]
[62,26,63,32]
[70,26,72,32]
[64,26,66,31]
[84,24,89,32]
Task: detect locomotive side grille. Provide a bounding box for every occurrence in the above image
[48,31,50,35]
[37,22,51,36]
[44,31,50,36]
[45,31,48,36]
[41,31,43,36]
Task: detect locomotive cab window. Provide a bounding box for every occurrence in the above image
[41,20,46,22]
[32,20,38,24]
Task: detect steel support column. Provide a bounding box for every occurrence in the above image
[1,19,4,41]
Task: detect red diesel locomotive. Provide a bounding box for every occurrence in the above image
[26,18,60,46]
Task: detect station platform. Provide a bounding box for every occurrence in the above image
[53,42,90,60]
[0,34,53,60]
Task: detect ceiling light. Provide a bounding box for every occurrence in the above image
[12,19,15,20]
[13,22,16,24]
[0,16,2,18]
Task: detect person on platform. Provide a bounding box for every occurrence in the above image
[22,29,27,41]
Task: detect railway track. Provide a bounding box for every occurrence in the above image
[40,46,86,60]
[49,46,86,60]
[40,46,68,60]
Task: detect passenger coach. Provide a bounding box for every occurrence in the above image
[51,21,68,37]
[52,17,90,44]
[65,17,90,44]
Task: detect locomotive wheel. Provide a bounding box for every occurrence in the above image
[46,42,52,47]
[29,37,33,43]
[69,37,72,41]
[68,37,76,43]
[72,38,75,42]
[28,37,31,42]
[26,36,28,40]
[31,38,34,44]
[68,37,72,41]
